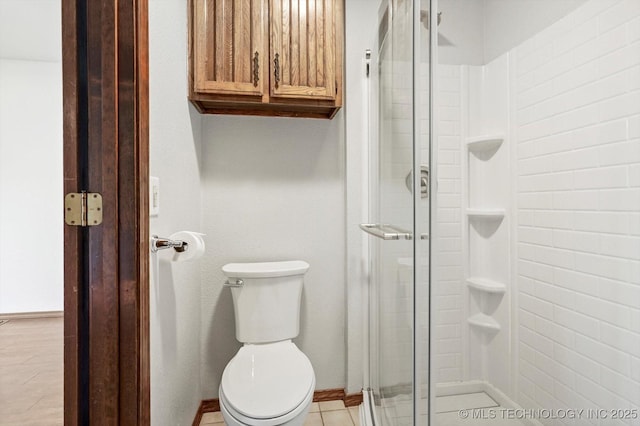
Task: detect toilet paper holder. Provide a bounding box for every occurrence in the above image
[151,235,188,253]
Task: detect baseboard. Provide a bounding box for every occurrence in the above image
[344,392,364,407]
[192,399,220,426]
[202,399,220,412]
[0,310,63,320]
[313,388,345,402]
[193,388,364,424]
[191,402,204,426]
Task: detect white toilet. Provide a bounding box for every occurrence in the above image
[219,260,315,426]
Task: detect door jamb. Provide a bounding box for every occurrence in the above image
[62,0,150,423]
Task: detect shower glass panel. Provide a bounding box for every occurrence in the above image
[367,0,431,424]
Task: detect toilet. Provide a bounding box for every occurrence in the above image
[219,260,315,426]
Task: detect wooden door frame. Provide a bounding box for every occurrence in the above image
[62,0,150,424]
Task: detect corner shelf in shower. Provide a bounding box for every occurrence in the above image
[466,277,507,294]
[468,313,501,332]
[465,135,504,153]
[466,208,506,219]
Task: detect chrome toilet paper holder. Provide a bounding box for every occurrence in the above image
[151,235,189,253]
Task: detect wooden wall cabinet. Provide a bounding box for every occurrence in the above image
[189,0,343,119]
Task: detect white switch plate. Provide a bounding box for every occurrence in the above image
[150,176,160,216]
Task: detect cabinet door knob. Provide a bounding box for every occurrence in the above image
[253,51,259,87]
[274,53,280,89]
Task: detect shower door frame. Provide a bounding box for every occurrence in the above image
[364,0,436,424]
[366,0,437,424]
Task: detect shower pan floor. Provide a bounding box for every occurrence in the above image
[434,391,526,425]
[435,391,498,413]
[376,386,530,426]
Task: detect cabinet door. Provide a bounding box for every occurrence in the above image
[269,0,337,101]
[193,0,266,97]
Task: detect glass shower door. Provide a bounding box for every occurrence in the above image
[364,1,430,425]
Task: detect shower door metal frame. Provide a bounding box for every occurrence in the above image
[425,0,437,424]
[364,0,437,424]
[363,0,435,424]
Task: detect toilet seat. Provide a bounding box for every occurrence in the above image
[219,377,315,426]
[220,340,315,423]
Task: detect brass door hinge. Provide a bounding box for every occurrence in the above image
[64,192,103,227]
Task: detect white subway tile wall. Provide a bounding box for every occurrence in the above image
[433,64,465,384]
[513,0,640,419]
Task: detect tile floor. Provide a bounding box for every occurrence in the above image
[200,400,361,426]
[0,317,63,426]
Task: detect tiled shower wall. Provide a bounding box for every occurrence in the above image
[513,0,640,417]
[433,64,465,384]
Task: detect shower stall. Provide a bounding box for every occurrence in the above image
[362,0,640,424]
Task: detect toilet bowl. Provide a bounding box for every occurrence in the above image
[218,261,315,426]
[219,341,315,426]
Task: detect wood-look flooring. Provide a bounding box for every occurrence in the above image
[0,317,63,426]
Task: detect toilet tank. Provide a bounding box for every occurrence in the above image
[222,260,310,344]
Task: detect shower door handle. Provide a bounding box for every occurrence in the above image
[359,224,429,241]
[359,224,413,240]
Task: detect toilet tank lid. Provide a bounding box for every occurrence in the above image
[222,260,310,278]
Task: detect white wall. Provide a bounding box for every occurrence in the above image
[199,112,346,397]
[149,0,203,424]
[0,0,61,62]
[513,0,640,415]
[437,0,587,65]
[483,0,588,63]
[437,0,485,65]
[0,0,62,314]
[0,58,62,314]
